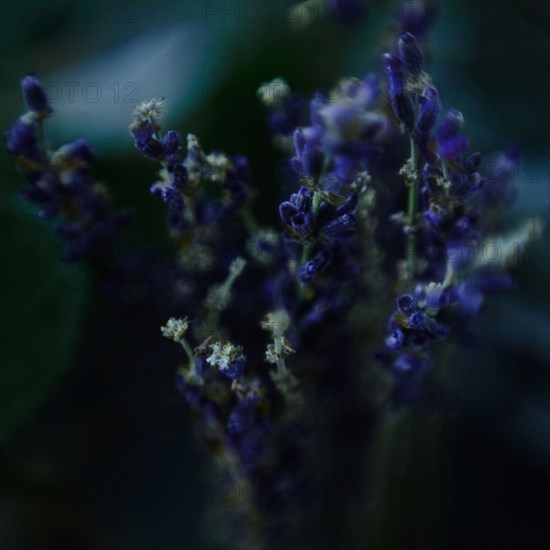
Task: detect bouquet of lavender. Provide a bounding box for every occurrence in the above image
[5,12,541,550]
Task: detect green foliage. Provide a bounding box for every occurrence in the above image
[0,191,88,440]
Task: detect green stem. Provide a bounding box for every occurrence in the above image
[240,206,259,235]
[206,308,220,339]
[296,244,311,301]
[276,357,286,375]
[37,120,45,148]
[180,338,195,368]
[406,138,419,277]
[300,244,310,265]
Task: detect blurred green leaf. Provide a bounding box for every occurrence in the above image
[0,194,88,441]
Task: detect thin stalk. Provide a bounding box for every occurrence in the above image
[36,119,46,150]
[406,138,419,277]
[296,243,311,301]
[300,243,310,265]
[180,338,195,368]
[240,206,259,235]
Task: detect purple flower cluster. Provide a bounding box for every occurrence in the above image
[128,29,538,545]
[129,101,251,237]
[5,19,539,550]
[6,75,133,264]
[379,34,539,404]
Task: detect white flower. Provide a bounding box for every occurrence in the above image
[160,317,189,342]
[257,78,290,108]
[261,310,291,337]
[205,152,231,182]
[265,344,279,365]
[131,98,166,125]
[264,337,295,364]
[207,341,242,370]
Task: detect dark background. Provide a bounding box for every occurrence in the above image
[1,1,549,549]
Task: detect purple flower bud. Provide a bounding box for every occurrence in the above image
[408,332,430,349]
[424,203,446,229]
[162,130,181,156]
[222,356,246,380]
[396,294,417,315]
[457,282,484,315]
[333,155,356,183]
[279,201,299,226]
[415,86,440,138]
[384,54,415,130]
[268,93,304,136]
[398,33,424,76]
[392,353,421,375]
[321,212,356,239]
[300,247,332,282]
[195,356,211,378]
[227,402,252,435]
[130,124,163,160]
[437,109,463,142]
[384,54,405,97]
[290,187,312,211]
[167,193,186,233]
[386,328,405,350]
[439,136,469,161]
[169,162,188,189]
[292,132,324,178]
[409,311,427,330]
[65,139,94,163]
[21,74,52,116]
[291,211,314,240]
[437,110,469,160]
[231,154,251,181]
[6,118,40,159]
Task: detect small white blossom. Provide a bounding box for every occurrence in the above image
[205,152,231,182]
[261,310,291,337]
[265,337,295,364]
[262,310,294,364]
[265,344,279,365]
[161,317,189,343]
[131,98,166,125]
[207,341,242,370]
[257,78,290,108]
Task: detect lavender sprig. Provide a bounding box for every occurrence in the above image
[382,33,542,404]
[6,75,134,267]
[5,18,542,550]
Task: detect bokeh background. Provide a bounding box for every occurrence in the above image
[1,1,548,549]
